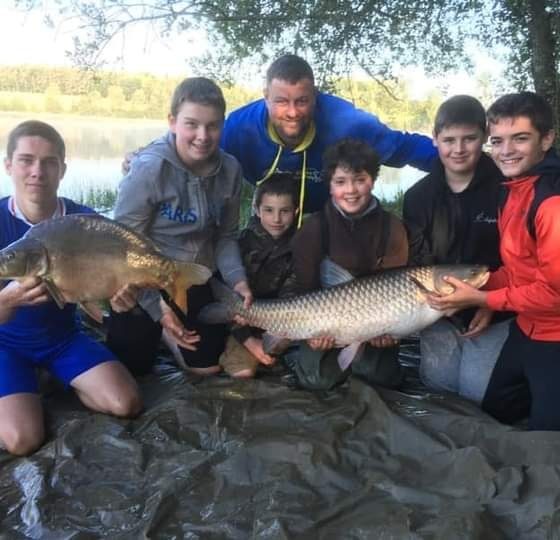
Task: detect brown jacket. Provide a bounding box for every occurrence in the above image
[291,198,408,292]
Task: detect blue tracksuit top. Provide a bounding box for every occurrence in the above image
[0,197,94,348]
[221,92,437,213]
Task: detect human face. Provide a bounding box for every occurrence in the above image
[264,77,316,147]
[329,166,374,215]
[434,125,485,178]
[256,193,297,239]
[4,135,66,207]
[489,116,555,179]
[169,101,223,170]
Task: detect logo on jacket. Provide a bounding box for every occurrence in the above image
[474,212,497,224]
[159,202,198,224]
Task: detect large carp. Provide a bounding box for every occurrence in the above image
[200,262,489,369]
[0,214,212,318]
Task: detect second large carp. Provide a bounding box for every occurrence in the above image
[0,214,212,316]
[200,263,490,369]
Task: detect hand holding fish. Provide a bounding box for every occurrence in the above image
[461,307,493,338]
[233,280,253,310]
[243,336,276,366]
[427,276,488,312]
[109,284,140,313]
[308,336,337,351]
[369,334,400,348]
[160,307,200,351]
[0,278,50,324]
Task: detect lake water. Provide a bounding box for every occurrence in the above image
[0,112,424,203]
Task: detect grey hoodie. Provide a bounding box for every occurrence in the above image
[114,131,246,320]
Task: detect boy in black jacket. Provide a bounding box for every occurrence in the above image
[220,174,298,378]
[403,95,511,403]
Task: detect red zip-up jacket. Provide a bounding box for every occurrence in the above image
[485,175,560,340]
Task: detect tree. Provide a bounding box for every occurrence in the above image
[15,1,560,129]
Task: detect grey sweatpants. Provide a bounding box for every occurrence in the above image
[419,318,512,404]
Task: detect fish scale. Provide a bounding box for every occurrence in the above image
[206,264,489,345]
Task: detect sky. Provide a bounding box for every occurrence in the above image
[0,1,505,98]
[0,2,199,76]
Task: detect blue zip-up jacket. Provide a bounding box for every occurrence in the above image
[221,92,437,213]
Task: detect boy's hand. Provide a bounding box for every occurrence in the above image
[427,276,487,311]
[160,307,200,351]
[1,277,50,307]
[369,334,399,348]
[243,336,276,366]
[121,146,144,175]
[0,278,50,324]
[461,307,493,338]
[233,280,253,310]
[109,284,139,313]
[308,336,336,351]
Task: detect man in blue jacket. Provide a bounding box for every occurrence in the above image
[221,54,437,216]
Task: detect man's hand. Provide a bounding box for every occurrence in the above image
[243,336,276,366]
[369,334,399,348]
[307,336,336,351]
[427,276,487,312]
[461,307,493,338]
[160,307,200,351]
[109,284,140,313]
[0,278,50,323]
[233,280,253,310]
[121,147,144,175]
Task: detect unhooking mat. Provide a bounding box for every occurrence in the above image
[1,343,560,539]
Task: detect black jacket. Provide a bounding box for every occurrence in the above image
[403,153,503,270]
[231,216,296,344]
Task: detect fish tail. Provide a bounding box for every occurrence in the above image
[198,278,241,324]
[169,262,213,313]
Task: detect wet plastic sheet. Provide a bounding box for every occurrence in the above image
[2,350,560,539]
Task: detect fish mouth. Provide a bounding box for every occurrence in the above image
[470,270,490,289]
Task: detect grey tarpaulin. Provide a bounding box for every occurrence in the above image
[1,341,560,539]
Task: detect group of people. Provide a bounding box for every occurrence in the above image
[1,53,559,457]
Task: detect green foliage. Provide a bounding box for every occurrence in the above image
[0,65,263,119]
[0,65,440,132]
[380,190,404,218]
[76,186,118,213]
[16,1,557,136]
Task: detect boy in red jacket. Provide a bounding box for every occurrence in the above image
[428,92,560,430]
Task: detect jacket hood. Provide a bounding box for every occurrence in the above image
[524,148,560,178]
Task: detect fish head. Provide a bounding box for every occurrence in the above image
[0,238,49,280]
[432,264,490,294]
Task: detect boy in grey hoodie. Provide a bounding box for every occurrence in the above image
[107,77,252,376]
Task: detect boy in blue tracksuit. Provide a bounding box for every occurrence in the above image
[221,54,437,216]
[0,120,141,456]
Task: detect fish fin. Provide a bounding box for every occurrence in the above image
[320,257,355,288]
[161,329,188,370]
[337,342,365,371]
[43,279,65,309]
[159,289,189,327]
[198,302,232,324]
[79,301,104,324]
[409,276,433,295]
[262,333,292,355]
[167,262,212,313]
[198,278,241,324]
